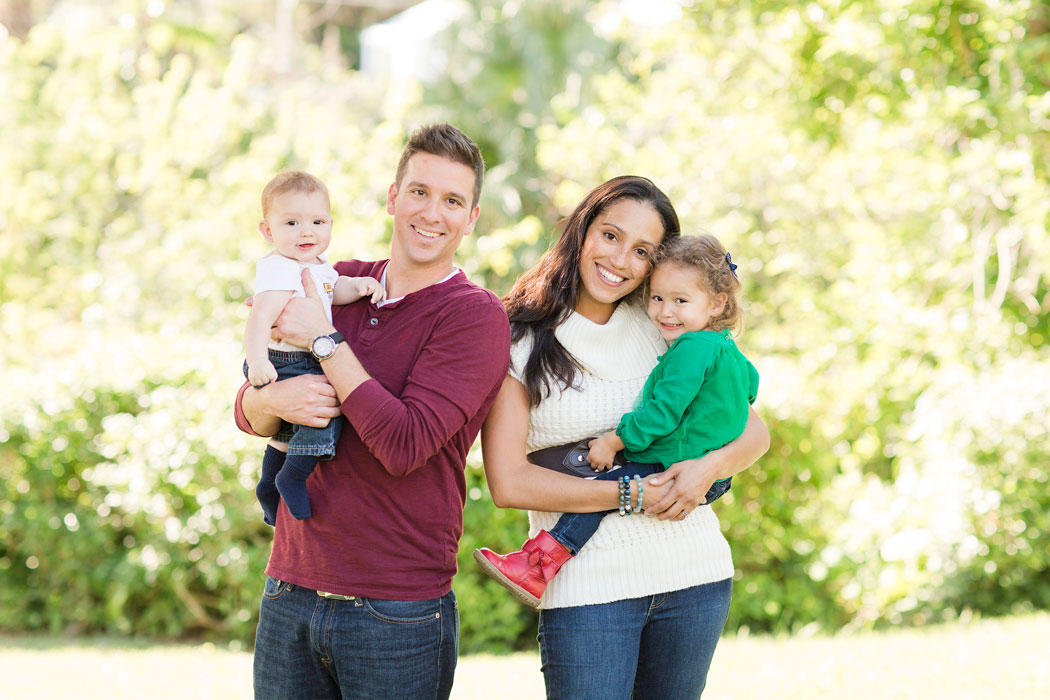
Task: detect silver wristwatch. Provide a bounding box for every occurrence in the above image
[309,331,345,361]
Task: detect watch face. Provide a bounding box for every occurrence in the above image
[312,335,336,358]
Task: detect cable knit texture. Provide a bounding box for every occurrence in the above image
[509,302,734,609]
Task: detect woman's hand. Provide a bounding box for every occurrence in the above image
[271,269,337,348]
[643,452,724,521]
[638,473,675,513]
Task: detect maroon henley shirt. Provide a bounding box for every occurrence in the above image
[235,259,510,600]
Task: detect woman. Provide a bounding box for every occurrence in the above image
[479,176,769,699]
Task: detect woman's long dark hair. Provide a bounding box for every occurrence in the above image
[504,176,680,406]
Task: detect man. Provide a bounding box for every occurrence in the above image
[235,123,511,700]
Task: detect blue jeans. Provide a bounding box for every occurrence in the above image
[244,349,342,457]
[549,465,733,555]
[253,576,459,700]
[537,578,732,700]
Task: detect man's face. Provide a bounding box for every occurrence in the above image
[386,152,480,273]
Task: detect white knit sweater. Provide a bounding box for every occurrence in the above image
[510,302,734,609]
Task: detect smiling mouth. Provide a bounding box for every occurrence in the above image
[414,226,442,239]
[595,264,625,284]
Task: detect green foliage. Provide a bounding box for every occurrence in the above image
[0,372,268,639]
[3,0,1049,653]
[454,451,537,654]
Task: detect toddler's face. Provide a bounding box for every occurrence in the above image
[647,263,726,342]
[260,189,333,264]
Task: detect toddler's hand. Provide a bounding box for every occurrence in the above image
[586,436,617,471]
[248,361,279,388]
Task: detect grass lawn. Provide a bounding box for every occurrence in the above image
[2,613,1046,699]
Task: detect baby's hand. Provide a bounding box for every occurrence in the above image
[586,435,617,471]
[247,361,278,388]
[356,277,386,304]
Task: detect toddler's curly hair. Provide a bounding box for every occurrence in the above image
[652,233,744,334]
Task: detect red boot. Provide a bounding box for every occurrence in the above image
[473,530,573,608]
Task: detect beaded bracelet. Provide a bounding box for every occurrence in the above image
[634,474,644,513]
[618,475,635,516]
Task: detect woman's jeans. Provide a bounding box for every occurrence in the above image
[537,578,732,700]
[253,576,459,700]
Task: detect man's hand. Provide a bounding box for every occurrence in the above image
[271,269,337,348]
[249,373,341,429]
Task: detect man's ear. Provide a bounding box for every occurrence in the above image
[386,182,398,215]
[463,204,481,237]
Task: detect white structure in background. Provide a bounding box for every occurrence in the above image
[360,0,684,85]
[360,0,468,85]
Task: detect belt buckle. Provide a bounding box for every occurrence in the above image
[317,590,356,601]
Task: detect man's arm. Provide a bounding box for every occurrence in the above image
[340,297,511,475]
[235,374,342,437]
[273,269,511,476]
[269,269,371,399]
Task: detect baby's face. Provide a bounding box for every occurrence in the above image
[260,189,333,264]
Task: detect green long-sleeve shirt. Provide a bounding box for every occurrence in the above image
[616,329,759,469]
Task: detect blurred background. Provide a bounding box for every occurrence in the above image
[1,0,1048,657]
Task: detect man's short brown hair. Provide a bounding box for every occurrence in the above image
[395,124,485,209]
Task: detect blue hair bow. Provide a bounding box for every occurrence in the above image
[725,252,739,278]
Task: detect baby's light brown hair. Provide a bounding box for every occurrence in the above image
[261,170,330,219]
[652,233,744,334]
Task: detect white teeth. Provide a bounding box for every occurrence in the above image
[416,227,441,239]
[596,265,625,283]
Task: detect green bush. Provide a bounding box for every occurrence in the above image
[0,375,267,641]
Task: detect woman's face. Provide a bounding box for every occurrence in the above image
[575,199,665,323]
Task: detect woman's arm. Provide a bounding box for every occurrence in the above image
[481,376,674,513]
[644,405,769,520]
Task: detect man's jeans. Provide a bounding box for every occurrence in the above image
[538,578,732,700]
[253,576,458,700]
